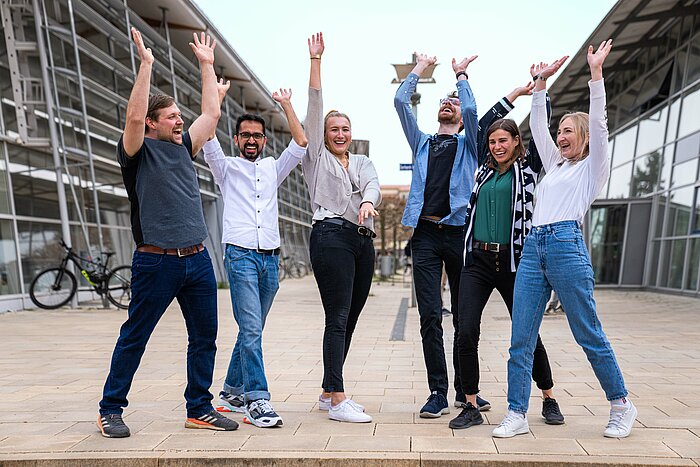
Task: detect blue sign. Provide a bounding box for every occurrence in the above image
[399,163,413,171]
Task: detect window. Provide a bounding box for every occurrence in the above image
[670,157,699,189]
[678,85,700,140]
[611,125,637,167]
[608,162,633,198]
[0,220,21,295]
[636,108,668,157]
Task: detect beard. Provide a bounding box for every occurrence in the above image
[238,143,262,161]
[437,108,460,125]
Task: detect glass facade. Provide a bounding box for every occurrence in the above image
[0,0,312,310]
[591,10,700,295]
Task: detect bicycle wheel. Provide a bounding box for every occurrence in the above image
[290,261,308,279]
[278,262,286,282]
[29,268,77,309]
[106,265,131,310]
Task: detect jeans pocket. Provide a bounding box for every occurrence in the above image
[226,245,252,262]
[133,251,165,271]
[551,227,578,243]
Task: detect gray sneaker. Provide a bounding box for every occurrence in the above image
[97,413,130,438]
[215,390,245,413]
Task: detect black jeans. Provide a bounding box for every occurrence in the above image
[310,220,375,393]
[457,248,554,396]
[411,220,464,396]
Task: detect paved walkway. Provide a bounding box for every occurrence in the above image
[0,275,699,466]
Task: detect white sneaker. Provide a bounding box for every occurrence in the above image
[319,394,364,412]
[604,400,637,438]
[328,399,372,423]
[492,410,529,438]
[243,399,283,428]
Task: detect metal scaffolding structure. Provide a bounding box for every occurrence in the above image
[0,0,313,310]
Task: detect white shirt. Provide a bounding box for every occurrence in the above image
[530,79,610,226]
[202,137,306,250]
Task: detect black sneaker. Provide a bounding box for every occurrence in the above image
[448,402,484,429]
[455,393,491,411]
[542,397,565,425]
[476,394,491,412]
[97,413,130,438]
[419,391,449,418]
[185,410,239,431]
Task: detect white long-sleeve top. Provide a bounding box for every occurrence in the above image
[202,137,306,250]
[530,79,610,226]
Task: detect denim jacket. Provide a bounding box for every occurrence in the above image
[395,73,479,227]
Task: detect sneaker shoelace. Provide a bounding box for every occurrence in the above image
[544,399,562,416]
[606,406,627,430]
[498,411,523,429]
[250,399,274,415]
[346,399,363,411]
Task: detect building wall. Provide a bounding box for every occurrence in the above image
[593,13,700,295]
[0,0,312,310]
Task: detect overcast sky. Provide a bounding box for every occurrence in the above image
[194,0,616,185]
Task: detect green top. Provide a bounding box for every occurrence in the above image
[473,168,513,244]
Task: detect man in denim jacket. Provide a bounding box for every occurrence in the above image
[394,52,478,418]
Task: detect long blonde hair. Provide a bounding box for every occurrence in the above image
[558,112,589,163]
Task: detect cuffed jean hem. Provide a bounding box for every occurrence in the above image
[244,390,271,402]
[223,382,244,396]
[536,380,555,391]
[507,405,529,415]
[606,391,629,402]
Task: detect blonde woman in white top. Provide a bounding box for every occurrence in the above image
[493,40,637,439]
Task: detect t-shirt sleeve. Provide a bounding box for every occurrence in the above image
[116,135,142,167]
[183,132,194,160]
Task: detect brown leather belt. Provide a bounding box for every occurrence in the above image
[137,243,205,257]
[473,240,508,252]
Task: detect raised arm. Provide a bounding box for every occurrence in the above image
[122,28,154,157]
[306,32,325,158]
[529,56,568,171]
[453,55,479,160]
[393,53,435,153]
[477,82,533,165]
[272,88,307,185]
[587,39,613,196]
[273,88,307,147]
[187,32,221,156]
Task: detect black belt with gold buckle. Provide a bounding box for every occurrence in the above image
[137,243,205,257]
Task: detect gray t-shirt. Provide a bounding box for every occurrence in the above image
[117,132,208,248]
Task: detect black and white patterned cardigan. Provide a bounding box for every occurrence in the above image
[462,95,550,272]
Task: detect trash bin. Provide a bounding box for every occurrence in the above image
[380,255,395,278]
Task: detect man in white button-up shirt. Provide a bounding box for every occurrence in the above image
[203,86,307,428]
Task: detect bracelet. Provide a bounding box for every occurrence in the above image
[455,71,468,80]
[310,55,321,60]
[532,74,547,82]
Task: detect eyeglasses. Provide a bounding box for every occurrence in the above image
[238,132,266,141]
[440,97,460,106]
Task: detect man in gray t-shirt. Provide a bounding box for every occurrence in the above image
[97,27,237,438]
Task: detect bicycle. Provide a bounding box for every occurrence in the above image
[278,256,309,282]
[29,240,132,310]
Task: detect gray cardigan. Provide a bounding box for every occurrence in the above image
[302,87,381,230]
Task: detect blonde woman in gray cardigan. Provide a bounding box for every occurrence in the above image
[303,32,381,423]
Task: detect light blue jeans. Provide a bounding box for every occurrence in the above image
[223,244,279,402]
[508,221,628,413]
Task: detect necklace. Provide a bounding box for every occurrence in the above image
[338,156,349,169]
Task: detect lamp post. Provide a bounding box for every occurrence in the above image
[391,54,437,307]
[391,53,437,120]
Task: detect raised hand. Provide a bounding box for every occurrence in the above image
[513,81,535,97]
[131,27,153,66]
[272,88,293,105]
[308,32,324,57]
[216,77,230,106]
[416,53,437,67]
[452,55,478,73]
[588,39,612,81]
[530,56,568,80]
[189,31,217,65]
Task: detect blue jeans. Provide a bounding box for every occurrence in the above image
[223,244,279,402]
[508,221,628,413]
[100,248,218,418]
